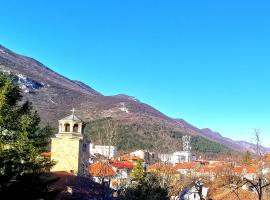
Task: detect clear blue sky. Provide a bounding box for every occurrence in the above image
[0,0,270,145]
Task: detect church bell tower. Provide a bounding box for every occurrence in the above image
[51,109,89,176]
[58,108,83,138]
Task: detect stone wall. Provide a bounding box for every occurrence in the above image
[51,137,80,174]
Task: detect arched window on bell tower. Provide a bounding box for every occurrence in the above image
[73,124,79,132]
[58,108,83,135]
[64,123,71,132]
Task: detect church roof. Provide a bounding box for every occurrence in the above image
[59,114,82,122]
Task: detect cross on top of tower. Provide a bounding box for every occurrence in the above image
[59,108,82,122]
[71,108,75,115]
[71,108,76,120]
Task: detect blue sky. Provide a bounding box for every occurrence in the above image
[0,0,270,145]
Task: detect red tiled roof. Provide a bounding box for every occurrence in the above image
[148,163,162,171]
[110,161,134,169]
[234,165,257,174]
[174,162,199,170]
[209,161,225,166]
[148,163,176,174]
[195,163,257,174]
[119,154,142,161]
[245,166,257,173]
[195,167,204,173]
[234,166,244,173]
[89,161,116,177]
[196,166,215,173]
[195,164,228,173]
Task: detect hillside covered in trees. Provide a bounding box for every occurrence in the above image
[84,118,235,156]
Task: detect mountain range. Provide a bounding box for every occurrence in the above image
[0,44,268,154]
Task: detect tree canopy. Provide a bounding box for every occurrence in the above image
[121,173,169,200]
[131,160,145,181]
[0,73,55,199]
[242,150,252,166]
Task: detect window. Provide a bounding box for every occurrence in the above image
[73,124,79,132]
[64,123,70,132]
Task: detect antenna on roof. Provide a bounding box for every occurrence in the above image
[182,135,191,152]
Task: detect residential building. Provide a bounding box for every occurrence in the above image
[130,150,159,165]
[118,153,143,165]
[89,160,116,185]
[90,143,117,159]
[148,163,177,175]
[158,151,195,164]
[110,160,134,189]
[174,162,200,175]
[179,182,208,200]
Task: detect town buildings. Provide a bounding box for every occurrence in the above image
[158,151,195,164]
[50,112,270,199]
[158,135,196,164]
[130,149,159,165]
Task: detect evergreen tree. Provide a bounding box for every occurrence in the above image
[121,173,169,200]
[243,150,252,165]
[0,73,56,199]
[131,160,145,181]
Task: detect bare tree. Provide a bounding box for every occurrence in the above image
[230,129,270,200]
[243,177,270,200]
[91,118,118,160]
[253,128,262,160]
[87,119,118,179]
[98,119,117,161]
[91,118,119,198]
[169,175,193,197]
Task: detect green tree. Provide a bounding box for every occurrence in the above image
[121,173,169,200]
[131,160,145,181]
[0,73,56,199]
[243,150,252,165]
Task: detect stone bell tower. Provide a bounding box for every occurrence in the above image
[58,108,83,136]
[51,109,90,176]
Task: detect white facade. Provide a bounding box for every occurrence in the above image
[130,150,158,164]
[89,143,117,159]
[159,151,194,164]
[130,150,145,159]
[171,151,192,164]
[242,170,257,181]
[180,185,208,200]
[158,153,173,163]
[159,135,195,164]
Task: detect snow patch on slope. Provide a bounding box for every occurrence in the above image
[14,73,44,93]
[0,49,7,54]
[119,102,129,113]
